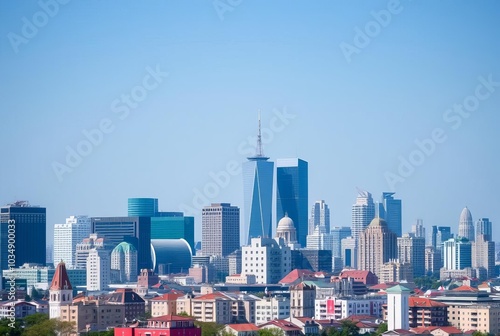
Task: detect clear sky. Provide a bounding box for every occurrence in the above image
[1,0,500,246]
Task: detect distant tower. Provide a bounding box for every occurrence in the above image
[49,261,73,319]
[411,219,425,239]
[128,198,158,217]
[378,192,402,237]
[387,285,410,331]
[458,207,474,242]
[201,203,240,257]
[53,215,91,269]
[276,214,298,245]
[476,218,492,241]
[351,190,375,243]
[309,200,330,235]
[443,237,472,270]
[331,227,351,258]
[242,114,274,244]
[111,242,138,282]
[358,218,397,278]
[398,233,426,278]
[87,247,111,291]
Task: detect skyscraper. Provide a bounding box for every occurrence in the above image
[201,203,240,257]
[309,200,330,234]
[127,198,158,217]
[0,201,46,270]
[151,212,195,251]
[429,225,438,249]
[458,207,474,242]
[397,233,426,278]
[276,158,309,246]
[378,192,402,237]
[411,219,425,239]
[53,215,91,269]
[87,247,111,291]
[91,216,151,273]
[351,190,375,243]
[443,237,472,270]
[331,227,351,258]
[476,218,492,241]
[472,234,495,279]
[358,218,397,278]
[242,116,274,244]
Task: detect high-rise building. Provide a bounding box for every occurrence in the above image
[306,226,333,251]
[429,225,438,249]
[111,242,138,283]
[424,246,441,276]
[358,218,397,279]
[472,234,495,279]
[242,116,274,245]
[91,216,151,273]
[397,233,426,278]
[0,201,46,270]
[378,192,402,237]
[87,247,111,291]
[443,237,472,270]
[127,198,158,217]
[476,218,492,241]
[75,234,111,269]
[411,219,425,239]
[53,215,91,269]
[436,227,452,249]
[341,236,357,268]
[309,200,330,235]
[201,203,240,257]
[276,158,308,246]
[458,207,474,242]
[351,190,375,243]
[331,227,351,258]
[151,212,195,251]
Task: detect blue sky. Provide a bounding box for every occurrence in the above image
[1,0,499,245]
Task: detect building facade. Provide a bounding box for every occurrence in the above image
[331,227,351,259]
[443,237,472,270]
[111,242,138,283]
[201,203,240,257]
[351,191,375,243]
[86,247,111,291]
[53,215,91,269]
[309,200,330,235]
[397,233,425,278]
[378,192,402,237]
[127,197,158,217]
[151,213,195,251]
[458,207,474,242]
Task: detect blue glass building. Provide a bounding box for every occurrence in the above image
[151,212,195,252]
[128,198,158,217]
[276,158,308,246]
[378,192,402,237]
[0,201,46,270]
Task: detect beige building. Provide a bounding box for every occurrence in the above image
[290,282,315,318]
[472,234,495,280]
[358,218,397,279]
[447,303,500,334]
[151,292,184,317]
[397,233,425,278]
[59,299,124,334]
[225,273,256,284]
[425,246,441,276]
[379,260,413,283]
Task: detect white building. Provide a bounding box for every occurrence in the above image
[309,200,330,235]
[314,296,386,320]
[386,285,410,331]
[241,237,291,284]
[111,242,138,283]
[53,215,91,269]
[306,226,333,250]
[341,236,357,269]
[255,296,290,324]
[49,262,73,319]
[86,248,111,291]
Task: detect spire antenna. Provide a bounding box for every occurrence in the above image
[257,110,263,157]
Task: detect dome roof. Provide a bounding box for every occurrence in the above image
[460,207,472,223]
[368,217,388,228]
[112,242,137,253]
[277,214,295,232]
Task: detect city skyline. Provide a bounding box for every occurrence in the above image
[1,1,499,246]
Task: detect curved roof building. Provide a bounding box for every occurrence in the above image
[276,214,297,244]
[458,207,474,242]
[150,239,192,274]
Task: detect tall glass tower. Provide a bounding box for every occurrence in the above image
[276,158,308,246]
[242,115,274,244]
[378,192,402,237]
[351,190,375,243]
[128,198,158,217]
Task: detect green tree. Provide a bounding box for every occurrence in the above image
[23,312,49,327]
[193,321,225,336]
[472,332,491,336]
[373,322,387,335]
[0,318,23,336]
[257,328,285,336]
[24,318,75,336]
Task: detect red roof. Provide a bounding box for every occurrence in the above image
[50,261,73,290]
[409,297,448,308]
[435,326,463,334]
[195,292,229,301]
[369,282,399,290]
[149,314,195,322]
[151,292,184,301]
[260,320,301,331]
[279,269,315,284]
[452,285,478,292]
[227,323,259,332]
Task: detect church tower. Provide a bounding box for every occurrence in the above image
[49,261,73,319]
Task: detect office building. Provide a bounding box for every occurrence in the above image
[53,215,91,269]
[309,200,330,235]
[476,218,492,241]
[424,246,441,276]
[276,158,308,246]
[443,237,472,270]
[472,234,495,279]
[91,216,151,273]
[242,237,291,284]
[74,234,112,269]
[378,192,402,237]
[242,116,274,244]
[429,225,438,249]
[127,197,158,217]
[306,226,333,251]
[351,190,375,243]
[111,242,138,283]
[458,207,474,242]
[0,201,46,270]
[380,261,413,283]
[201,203,239,257]
[358,218,397,279]
[331,227,351,259]
[87,247,111,291]
[151,239,192,274]
[411,219,425,238]
[341,236,357,268]
[436,226,452,251]
[151,212,195,251]
[397,233,426,278]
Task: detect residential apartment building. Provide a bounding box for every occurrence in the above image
[255,296,290,324]
[151,292,185,317]
[315,296,386,320]
[290,282,315,318]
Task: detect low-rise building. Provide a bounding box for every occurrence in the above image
[225,274,257,285]
[114,314,201,336]
[315,296,386,320]
[255,296,290,324]
[224,323,259,336]
[106,288,145,321]
[151,292,184,317]
[0,300,36,319]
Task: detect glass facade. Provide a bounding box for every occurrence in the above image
[150,239,192,274]
[242,158,274,244]
[378,192,402,237]
[276,158,308,246]
[127,198,158,217]
[151,214,195,252]
[0,203,46,271]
